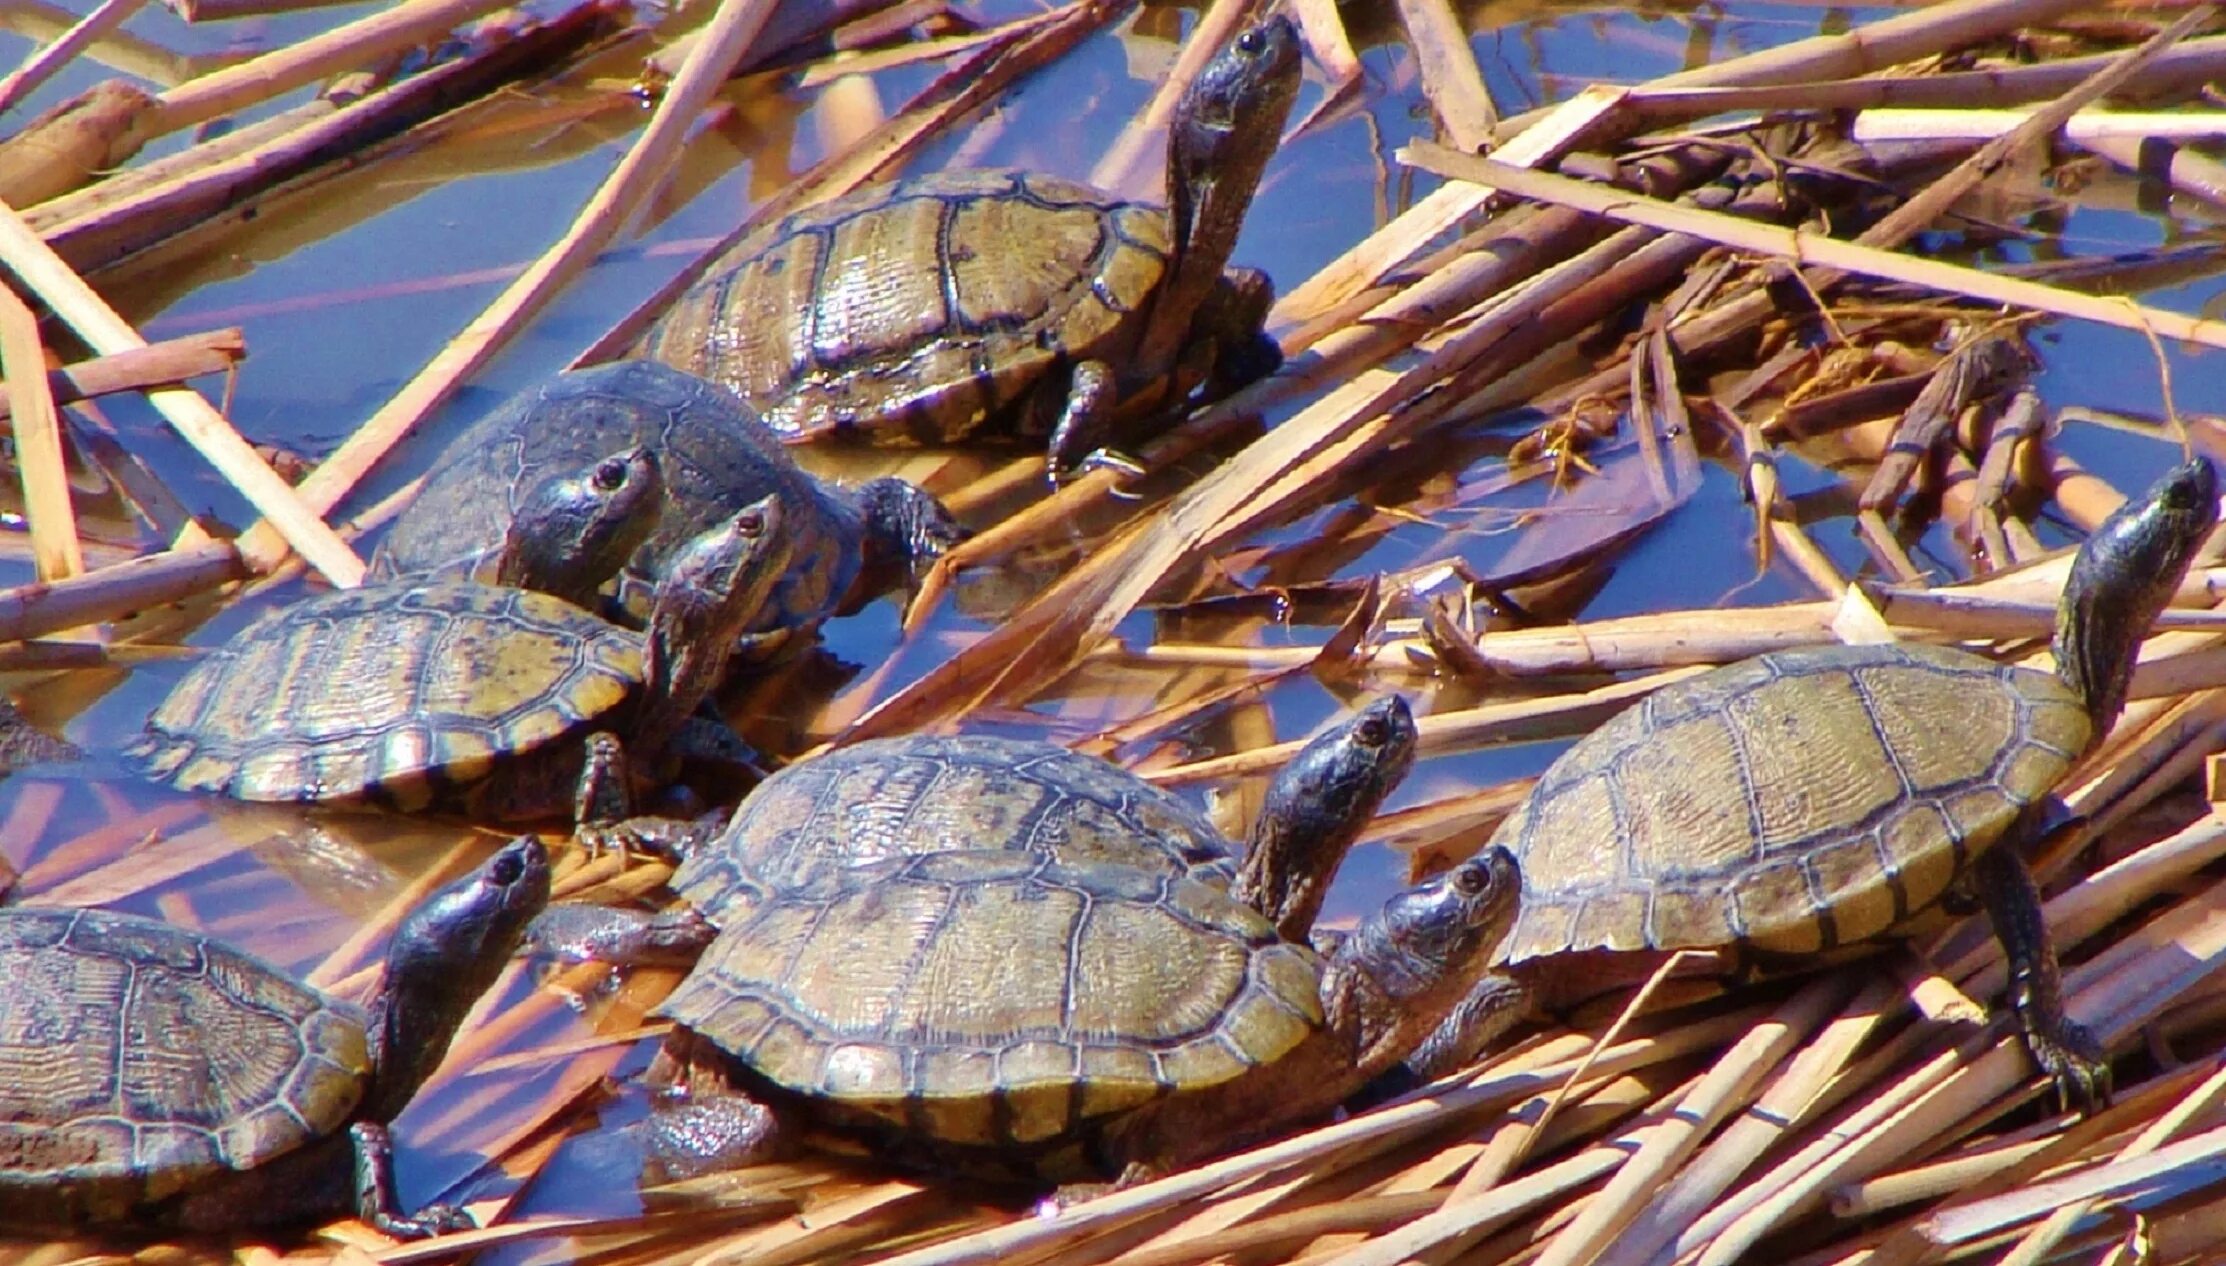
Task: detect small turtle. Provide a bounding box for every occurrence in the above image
[0,836,549,1238]
[631,17,1303,475]
[129,452,791,823]
[373,362,963,658]
[1407,459,2219,1109]
[530,697,1418,973]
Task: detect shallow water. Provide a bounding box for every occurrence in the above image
[0,0,2222,1253]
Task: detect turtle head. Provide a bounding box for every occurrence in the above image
[637,496,794,757]
[362,836,552,1122]
[1323,846,1520,1082]
[495,446,664,608]
[2055,458,2219,739]
[1135,16,1301,371]
[1236,696,1419,941]
[846,477,969,612]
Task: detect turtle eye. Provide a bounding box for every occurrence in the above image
[594,458,632,491]
[1236,25,1266,54]
[1451,862,1489,896]
[1357,717,1388,744]
[735,510,766,535]
[491,850,524,886]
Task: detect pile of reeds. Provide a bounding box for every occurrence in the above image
[4,0,2226,1263]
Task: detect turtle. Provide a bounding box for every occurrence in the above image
[1403,458,2220,1111]
[127,453,793,824]
[531,698,1524,1184]
[529,696,1419,975]
[0,835,550,1239]
[371,361,965,659]
[630,15,1303,476]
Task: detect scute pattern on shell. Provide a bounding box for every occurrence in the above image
[633,170,1171,446]
[370,361,861,642]
[1496,642,2091,961]
[127,582,641,811]
[673,734,1241,921]
[0,909,370,1223]
[659,850,1322,1149]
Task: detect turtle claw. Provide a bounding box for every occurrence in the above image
[2024,1017,2113,1115]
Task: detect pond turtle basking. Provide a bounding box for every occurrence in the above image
[535,698,1517,1183]
[631,16,1303,475]
[129,453,791,824]
[532,697,1417,972]
[0,836,549,1238]
[1410,459,2219,1109]
[372,362,963,658]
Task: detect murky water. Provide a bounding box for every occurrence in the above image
[0,0,2221,1254]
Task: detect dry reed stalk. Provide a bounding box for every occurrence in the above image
[1403,144,2226,354]
[0,0,143,118]
[1392,0,1495,151]
[0,327,242,422]
[0,198,360,579]
[45,5,625,275]
[0,285,83,588]
[0,538,243,641]
[229,0,783,576]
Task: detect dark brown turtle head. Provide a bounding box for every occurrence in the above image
[844,477,969,612]
[360,835,551,1122]
[494,446,664,609]
[2055,458,2218,739]
[1138,15,1302,368]
[1323,845,1519,1085]
[637,496,795,758]
[1235,696,1419,942]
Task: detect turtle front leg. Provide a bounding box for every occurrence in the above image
[573,729,726,861]
[1044,359,1125,479]
[351,1121,477,1239]
[1972,844,2111,1112]
[528,903,717,965]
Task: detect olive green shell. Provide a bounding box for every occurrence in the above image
[127,582,640,815]
[371,361,858,648]
[633,170,1172,445]
[659,850,1322,1149]
[672,735,1240,925]
[0,908,369,1223]
[1495,642,2089,962]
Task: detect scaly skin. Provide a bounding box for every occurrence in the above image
[493,447,663,608]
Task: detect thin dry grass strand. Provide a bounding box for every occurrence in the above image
[1393,0,1496,150]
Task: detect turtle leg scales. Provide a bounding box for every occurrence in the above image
[1972,844,2111,1112]
[1044,359,1123,478]
[351,1121,477,1239]
[527,903,716,965]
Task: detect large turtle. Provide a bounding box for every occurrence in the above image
[1408,459,2219,1109]
[0,835,549,1238]
[128,451,792,823]
[530,697,1418,971]
[372,361,964,659]
[631,16,1303,475]
[534,698,1523,1183]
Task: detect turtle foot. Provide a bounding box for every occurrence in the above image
[2023,1017,2112,1115]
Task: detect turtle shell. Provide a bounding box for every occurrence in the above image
[127,582,640,817]
[0,908,369,1225]
[632,169,1171,446]
[371,361,859,649]
[658,849,1322,1151]
[670,734,1240,924]
[1494,641,2090,962]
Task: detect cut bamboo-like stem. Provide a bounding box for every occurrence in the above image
[0,0,143,117]
[0,199,360,582]
[0,283,83,588]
